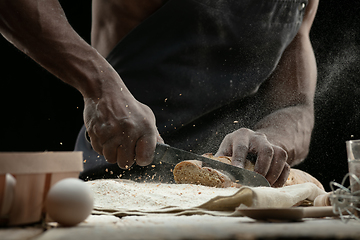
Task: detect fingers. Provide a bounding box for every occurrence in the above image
[101,140,118,164]
[263,146,288,186]
[216,128,290,187]
[116,139,136,169]
[215,129,251,168]
[272,163,290,188]
[215,136,233,157]
[252,142,288,186]
[91,131,135,169]
[230,142,250,168]
[87,122,116,162]
[216,128,268,169]
[88,127,160,169]
[134,134,157,167]
[251,136,274,176]
[84,98,160,170]
[88,134,104,156]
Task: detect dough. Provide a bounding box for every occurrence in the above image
[173,154,324,190]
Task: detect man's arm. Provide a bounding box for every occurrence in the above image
[0,0,162,167]
[0,0,102,97]
[216,0,319,187]
[254,0,318,165]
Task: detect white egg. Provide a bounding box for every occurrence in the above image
[45,178,94,226]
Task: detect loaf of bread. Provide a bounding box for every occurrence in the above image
[284,168,324,190]
[173,154,324,190]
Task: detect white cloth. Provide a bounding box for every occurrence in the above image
[245,182,327,208]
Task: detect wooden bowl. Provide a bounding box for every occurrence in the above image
[0,152,83,226]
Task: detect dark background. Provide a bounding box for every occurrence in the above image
[1,1,359,191]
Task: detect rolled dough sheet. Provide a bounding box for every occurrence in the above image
[87,179,239,212]
[86,180,326,218]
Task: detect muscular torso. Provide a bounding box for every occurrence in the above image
[91,0,168,57]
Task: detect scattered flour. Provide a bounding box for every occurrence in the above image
[86,179,239,211]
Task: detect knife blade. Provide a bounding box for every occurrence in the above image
[153,143,270,187]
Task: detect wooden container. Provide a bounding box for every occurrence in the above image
[0,152,83,226]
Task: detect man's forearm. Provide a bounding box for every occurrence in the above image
[251,13,317,166]
[0,0,120,99]
[254,104,314,166]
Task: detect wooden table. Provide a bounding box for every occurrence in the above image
[2,214,360,240]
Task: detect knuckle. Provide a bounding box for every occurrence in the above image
[237,127,251,133]
[279,149,288,160]
[235,144,249,153]
[261,146,274,158]
[283,163,291,173]
[235,128,254,136]
[223,132,234,140]
[274,146,288,161]
[88,122,113,140]
[253,132,267,140]
[119,117,135,127]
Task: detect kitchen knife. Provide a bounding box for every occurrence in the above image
[153,143,270,187]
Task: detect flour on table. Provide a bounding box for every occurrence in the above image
[86,179,239,211]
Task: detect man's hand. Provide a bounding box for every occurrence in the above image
[215,128,290,187]
[83,83,164,169]
[0,0,164,169]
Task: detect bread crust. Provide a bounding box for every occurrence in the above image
[284,168,324,191]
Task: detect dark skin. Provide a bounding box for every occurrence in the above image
[0,0,318,187]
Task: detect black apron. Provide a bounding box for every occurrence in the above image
[75,0,307,180]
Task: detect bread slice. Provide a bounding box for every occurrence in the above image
[173,153,254,188]
[173,160,234,188]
